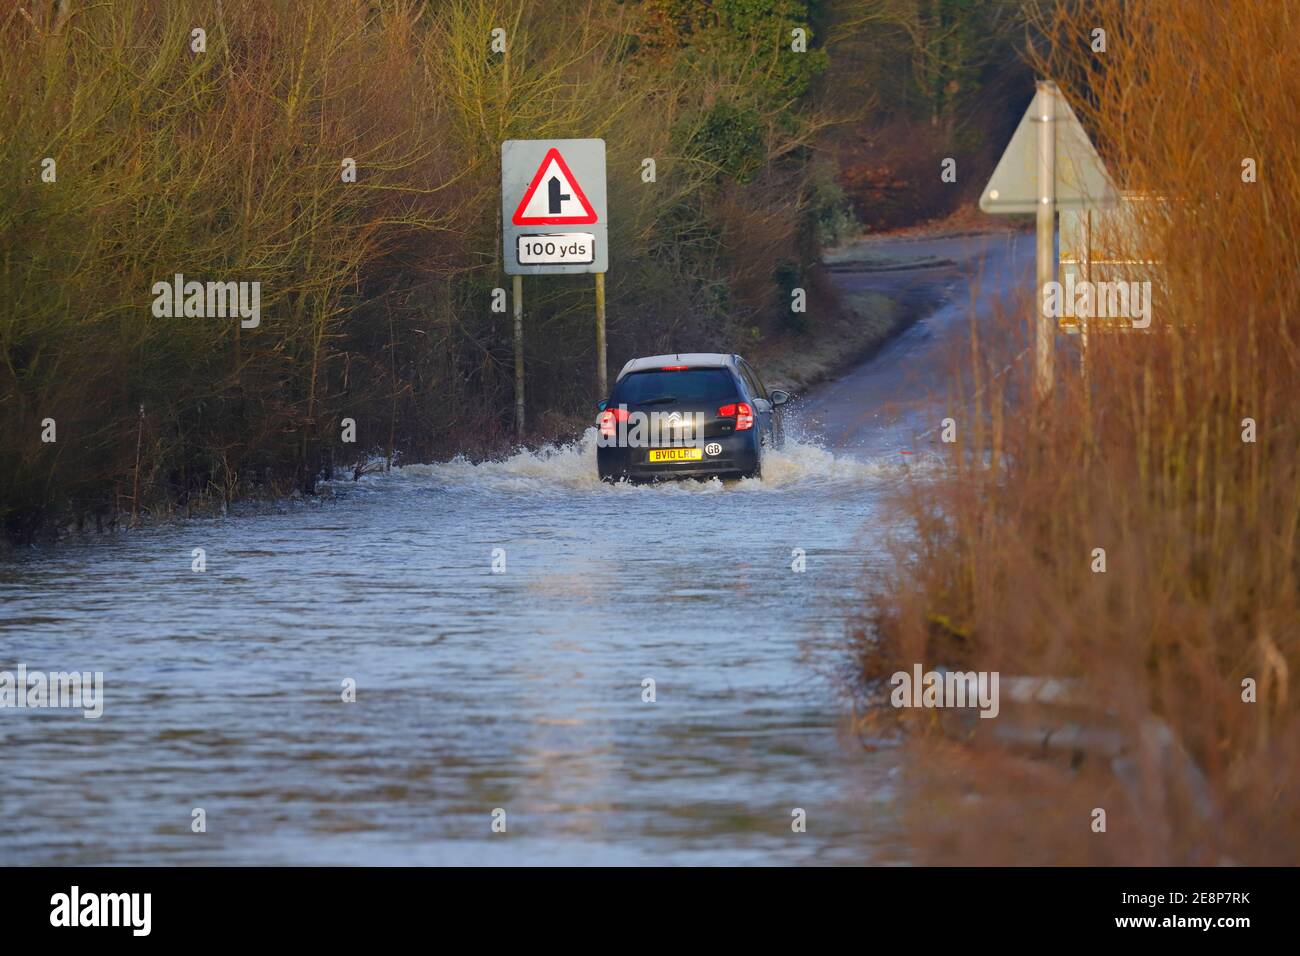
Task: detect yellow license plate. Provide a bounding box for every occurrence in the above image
[648,447,703,463]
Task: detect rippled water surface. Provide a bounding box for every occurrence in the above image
[2,232,1026,865]
[0,427,920,865]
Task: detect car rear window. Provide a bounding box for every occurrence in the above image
[613,368,738,405]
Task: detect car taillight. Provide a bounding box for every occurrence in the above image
[718,402,753,430]
[660,364,690,371]
[598,406,630,438]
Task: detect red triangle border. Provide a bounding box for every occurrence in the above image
[511,148,598,225]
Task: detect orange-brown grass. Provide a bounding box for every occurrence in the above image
[855,0,1300,864]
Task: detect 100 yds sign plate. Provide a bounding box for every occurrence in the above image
[517,233,595,265]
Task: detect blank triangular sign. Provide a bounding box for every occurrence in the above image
[512,148,598,225]
[980,82,1119,213]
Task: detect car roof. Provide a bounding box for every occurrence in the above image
[617,353,738,380]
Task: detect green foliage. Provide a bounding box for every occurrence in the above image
[771,260,809,333]
[806,157,858,247]
[688,103,767,182]
[886,0,1029,139]
[647,0,830,102]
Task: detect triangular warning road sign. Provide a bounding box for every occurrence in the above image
[980,82,1119,214]
[511,148,598,225]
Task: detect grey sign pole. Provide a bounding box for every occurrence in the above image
[1035,81,1056,400]
[595,273,607,399]
[513,275,524,439]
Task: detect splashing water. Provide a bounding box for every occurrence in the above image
[383,427,903,496]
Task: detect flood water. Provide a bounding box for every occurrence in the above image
[0,431,916,865]
[1,233,1024,865]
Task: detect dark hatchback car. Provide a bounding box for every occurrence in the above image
[596,353,790,482]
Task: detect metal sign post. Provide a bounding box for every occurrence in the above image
[501,139,609,430]
[1035,82,1056,399]
[594,272,607,399]
[980,80,1119,401]
[513,274,524,439]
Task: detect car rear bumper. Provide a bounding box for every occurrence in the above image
[597,432,759,481]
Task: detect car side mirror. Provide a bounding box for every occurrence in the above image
[770,389,791,406]
[597,400,608,412]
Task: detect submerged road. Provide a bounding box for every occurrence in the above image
[0,232,1030,865]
